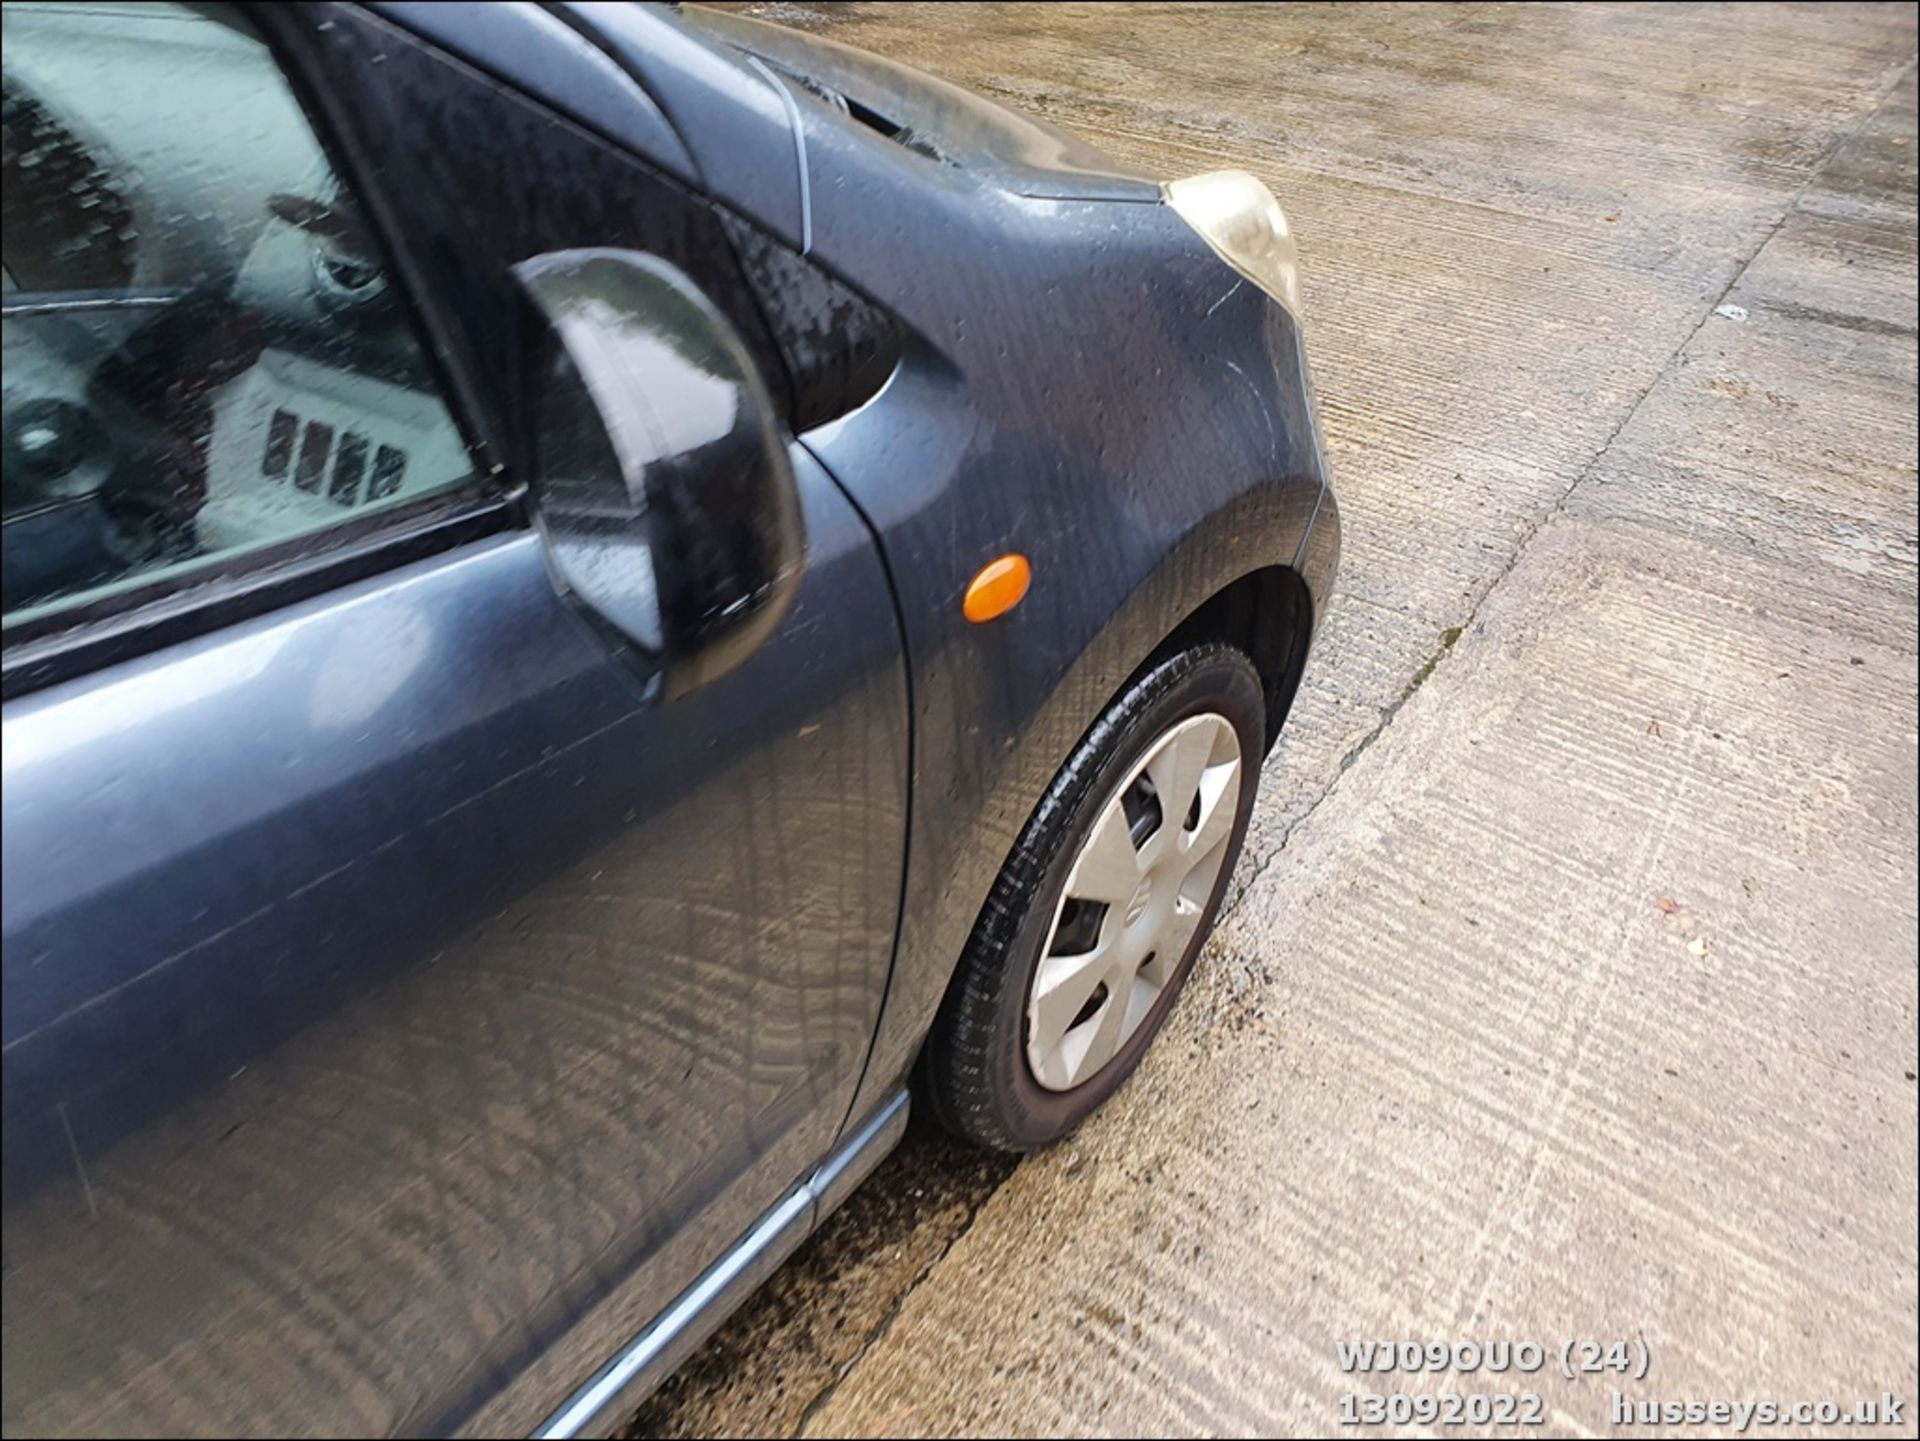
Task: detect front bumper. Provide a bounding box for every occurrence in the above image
[1296,482,1341,636]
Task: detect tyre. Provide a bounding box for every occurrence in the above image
[921,642,1265,1151]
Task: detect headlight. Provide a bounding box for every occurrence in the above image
[1164,169,1303,317]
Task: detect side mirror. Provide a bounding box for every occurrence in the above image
[514,249,804,700]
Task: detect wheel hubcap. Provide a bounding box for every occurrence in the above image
[1025,713,1243,1092]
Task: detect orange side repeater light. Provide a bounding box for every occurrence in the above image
[963,553,1031,624]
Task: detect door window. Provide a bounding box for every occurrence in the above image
[1,1,471,626]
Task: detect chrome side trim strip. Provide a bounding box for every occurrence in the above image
[535,1089,910,1439]
[810,1086,910,1221]
[534,1190,810,1440]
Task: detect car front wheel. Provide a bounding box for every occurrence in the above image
[921,641,1265,1151]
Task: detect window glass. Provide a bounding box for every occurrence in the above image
[1,1,471,626]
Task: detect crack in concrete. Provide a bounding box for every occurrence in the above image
[1220,53,1917,923]
[788,1204,983,1438]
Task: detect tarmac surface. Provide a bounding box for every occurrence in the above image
[637,4,1919,1435]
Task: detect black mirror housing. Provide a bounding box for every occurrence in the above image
[515,249,804,700]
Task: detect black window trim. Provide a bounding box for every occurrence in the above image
[1,0,518,700]
[1,486,527,700]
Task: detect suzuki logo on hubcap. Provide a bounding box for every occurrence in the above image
[1124,875,1154,927]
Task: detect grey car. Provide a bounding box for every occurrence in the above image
[0,2,1338,1434]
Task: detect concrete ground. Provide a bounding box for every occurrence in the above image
[638,3,1919,1436]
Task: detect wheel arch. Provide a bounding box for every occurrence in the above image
[1134,563,1316,753]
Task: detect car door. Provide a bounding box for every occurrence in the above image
[0,3,908,1435]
